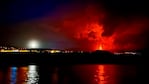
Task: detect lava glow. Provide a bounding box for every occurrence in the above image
[75,23,115,51]
[51,4,117,51]
[15,3,149,51]
[98,44,103,50]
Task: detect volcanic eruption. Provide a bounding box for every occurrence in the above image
[11,1,149,52]
[48,3,149,52]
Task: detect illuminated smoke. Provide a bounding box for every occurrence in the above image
[108,18,149,51]
[14,2,149,51]
[48,4,108,51]
[50,4,149,51]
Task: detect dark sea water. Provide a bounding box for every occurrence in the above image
[0,64,138,84]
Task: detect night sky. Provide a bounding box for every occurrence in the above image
[1,0,149,51]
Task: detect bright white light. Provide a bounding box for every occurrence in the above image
[28,65,37,71]
[27,40,40,48]
[27,65,39,84]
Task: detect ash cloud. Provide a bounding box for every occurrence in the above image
[46,3,149,51]
[11,1,149,51]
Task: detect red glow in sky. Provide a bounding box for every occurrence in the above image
[12,3,149,51]
[74,23,114,51]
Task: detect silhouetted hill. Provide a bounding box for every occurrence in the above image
[0,50,143,66]
[92,50,114,56]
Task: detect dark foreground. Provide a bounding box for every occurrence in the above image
[0,51,144,84]
[0,51,143,66]
[0,64,141,84]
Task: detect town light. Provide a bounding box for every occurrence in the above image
[27,40,40,49]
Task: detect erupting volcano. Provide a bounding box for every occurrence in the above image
[8,1,149,52]
[49,3,149,52]
[74,22,114,51]
[98,44,103,50]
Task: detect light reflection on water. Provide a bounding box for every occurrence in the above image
[17,67,28,84]
[96,65,106,84]
[71,65,136,84]
[10,67,17,84]
[95,65,118,84]
[6,65,39,84]
[0,64,137,84]
[27,65,39,84]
